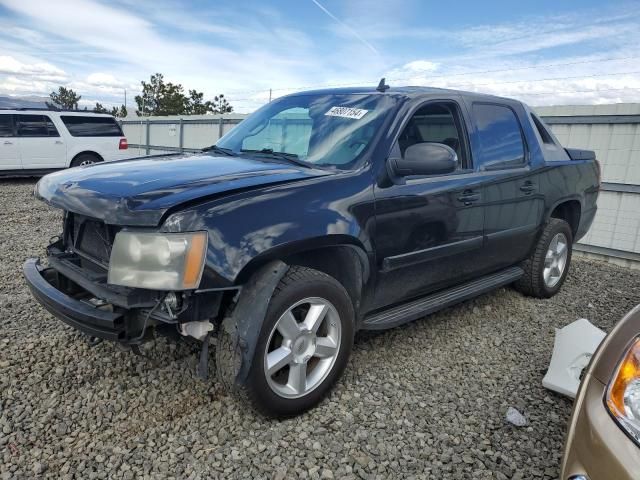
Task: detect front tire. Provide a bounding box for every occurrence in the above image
[217,266,354,417]
[514,218,573,298]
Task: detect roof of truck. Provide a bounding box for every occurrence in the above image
[288,85,518,103]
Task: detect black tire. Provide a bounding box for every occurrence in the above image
[216,266,355,417]
[70,153,102,168]
[514,218,573,298]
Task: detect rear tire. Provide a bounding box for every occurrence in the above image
[514,218,573,298]
[216,266,354,417]
[70,153,102,167]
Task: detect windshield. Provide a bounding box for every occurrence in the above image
[216,93,397,169]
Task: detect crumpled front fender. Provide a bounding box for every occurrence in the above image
[219,260,289,387]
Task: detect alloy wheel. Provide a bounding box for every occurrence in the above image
[543,232,568,288]
[263,297,342,399]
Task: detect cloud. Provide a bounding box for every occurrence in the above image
[384,55,640,106]
[399,61,440,74]
[0,75,53,94]
[86,73,125,88]
[0,55,67,81]
[373,6,640,106]
[0,0,639,111]
[0,0,333,111]
[83,73,138,93]
[451,20,640,59]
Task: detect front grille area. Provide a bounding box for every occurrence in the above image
[65,213,120,266]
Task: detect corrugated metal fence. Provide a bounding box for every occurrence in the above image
[536,104,640,266]
[122,114,247,155]
[120,104,640,266]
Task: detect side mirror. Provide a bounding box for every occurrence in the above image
[390,142,458,177]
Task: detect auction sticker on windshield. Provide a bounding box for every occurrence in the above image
[324,106,368,120]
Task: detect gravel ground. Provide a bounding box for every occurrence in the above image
[1,179,639,480]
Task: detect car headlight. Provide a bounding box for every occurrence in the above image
[108,231,208,290]
[606,337,640,444]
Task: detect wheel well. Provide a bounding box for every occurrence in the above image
[550,200,581,238]
[237,246,366,312]
[71,151,103,164]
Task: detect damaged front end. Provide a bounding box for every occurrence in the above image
[23,212,231,376]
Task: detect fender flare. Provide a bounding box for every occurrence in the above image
[235,236,371,285]
[545,195,583,223]
[220,260,289,387]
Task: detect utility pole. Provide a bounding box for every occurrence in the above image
[269,88,272,103]
[124,89,127,109]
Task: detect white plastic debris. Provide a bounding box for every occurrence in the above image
[179,321,214,341]
[505,407,528,427]
[542,318,606,398]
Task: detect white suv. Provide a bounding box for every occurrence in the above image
[0,109,130,175]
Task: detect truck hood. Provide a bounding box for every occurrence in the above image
[36,153,331,226]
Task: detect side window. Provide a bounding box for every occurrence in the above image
[472,104,525,170]
[61,116,123,137]
[16,115,49,137]
[0,115,14,137]
[43,115,60,137]
[398,102,468,169]
[241,107,312,157]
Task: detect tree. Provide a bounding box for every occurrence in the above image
[48,86,81,110]
[186,89,210,115]
[95,103,126,117]
[94,102,108,113]
[135,73,188,116]
[211,94,233,114]
[186,90,234,115]
[134,73,233,116]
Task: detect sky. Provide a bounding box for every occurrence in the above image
[1,0,640,113]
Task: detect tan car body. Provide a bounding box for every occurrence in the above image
[561,304,640,479]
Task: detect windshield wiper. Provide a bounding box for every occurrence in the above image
[240,148,314,168]
[201,145,237,156]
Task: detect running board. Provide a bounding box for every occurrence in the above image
[362,266,524,330]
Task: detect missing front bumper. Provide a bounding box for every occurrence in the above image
[24,258,129,341]
[23,258,160,344]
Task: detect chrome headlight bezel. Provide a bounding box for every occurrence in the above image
[107,230,208,291]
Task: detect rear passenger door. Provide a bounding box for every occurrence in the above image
[468,102,544,269]
[0,114,20,169]
[16,114,66,168]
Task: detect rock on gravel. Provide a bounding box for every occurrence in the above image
[1,179,639,479]
[505,407,528,427]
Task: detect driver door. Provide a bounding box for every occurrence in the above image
[372,100,487,308]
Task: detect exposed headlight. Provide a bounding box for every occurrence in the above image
[606,337,640,444]
[108,231,208,290]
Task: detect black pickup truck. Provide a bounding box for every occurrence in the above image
[24,84,600,416]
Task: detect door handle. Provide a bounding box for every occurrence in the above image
[457,190,480,206]
[3,141,12,145]
[55,140,64,145]
[520,182,536,194]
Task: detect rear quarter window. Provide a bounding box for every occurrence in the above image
[61,116,124,137]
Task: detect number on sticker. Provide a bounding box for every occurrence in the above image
[324,106,368,120]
